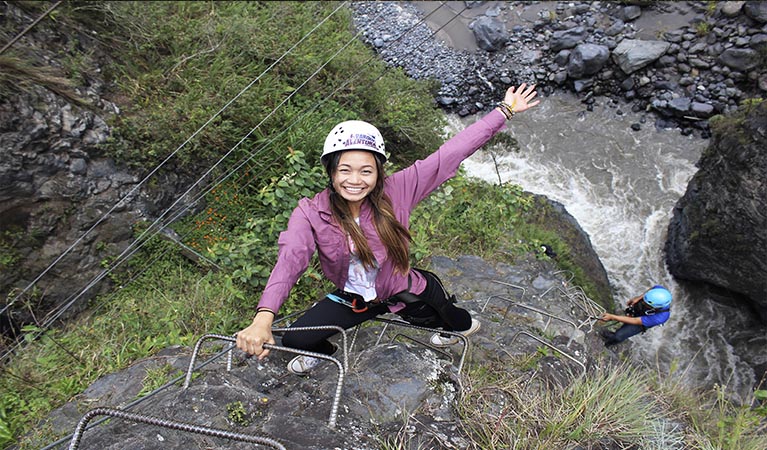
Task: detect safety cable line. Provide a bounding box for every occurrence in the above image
[130,0,465,258]
[0,1,63,55]
[0,1,350,318]
[0,1,394,363]
[32,9,379,332]
[2,3,466,366]
[2,1,463,367]
[24,0,439,334]
[2,1,464,365]
[0,2,357,364]
[171,1,463,213]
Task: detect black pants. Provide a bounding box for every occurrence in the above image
[282,269,472,355]
[601,323,644,347]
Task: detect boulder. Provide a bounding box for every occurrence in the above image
[611,39,671,74]
[567,43,610,78]
[718,47,761,72]
[471,16,509,52]
[743,1,767,23]
[665,102,767,321]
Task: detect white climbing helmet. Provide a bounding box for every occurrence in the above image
[321,120,386,166]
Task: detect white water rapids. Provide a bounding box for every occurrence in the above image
[454,92,765,403]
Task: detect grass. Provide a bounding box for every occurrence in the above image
[1,257,246,448]
[454,362,663,449]
[2,1,766,449]
[655,369,767,450]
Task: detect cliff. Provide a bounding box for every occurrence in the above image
[665,101,767,321]
[36,254,618,449]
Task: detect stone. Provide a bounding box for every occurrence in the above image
[471,16,509,52]
[666,102,767,320]
[718,47,761,71]
[743,1,767,23]
[611,39,671,74]
[567,43,610,78]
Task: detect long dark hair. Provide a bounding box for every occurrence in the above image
[324,151,411,274]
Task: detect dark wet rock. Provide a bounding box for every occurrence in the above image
[471,16,509,52]
[567,43,611,78]
[743,1,767,23]
[550,27,588,52]
[691,101,716,118]
[38,253,616,449]
[666,101,767,321]
[621,5,643,22]
[718,47,762,71]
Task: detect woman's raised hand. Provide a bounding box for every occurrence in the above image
[503,83,540,114]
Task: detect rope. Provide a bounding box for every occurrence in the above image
[0,1,63,55]
[1,1,463,365]
[0,1,350,318]
[2,2,468,368]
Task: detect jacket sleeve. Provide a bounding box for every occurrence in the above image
[257,202,316,313]
[387,108,507,209]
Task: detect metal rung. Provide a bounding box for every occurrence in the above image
[67,407,285,450]
[483,295,578,330]
[510,330,586,375]
[373,317,470,375]
[182,333,345,429]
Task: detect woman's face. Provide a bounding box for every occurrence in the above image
[332,150,378,212]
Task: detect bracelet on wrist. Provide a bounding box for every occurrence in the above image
[499,101,516,119]
[256,308,275,316]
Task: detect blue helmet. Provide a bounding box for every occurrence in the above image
[644,286,672,309]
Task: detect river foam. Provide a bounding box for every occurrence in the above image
[456,92,763,402]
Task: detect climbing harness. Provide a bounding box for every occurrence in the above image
[326,290,369,313]
[323,268,458,327]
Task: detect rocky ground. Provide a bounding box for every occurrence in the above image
[39,254,618,450]
[351,1,767,138]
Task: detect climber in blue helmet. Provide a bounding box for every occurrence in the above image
[599,285,672,347]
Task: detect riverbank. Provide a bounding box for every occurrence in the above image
[351,1,767,138]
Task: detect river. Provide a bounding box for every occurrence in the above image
[455,93,766,403]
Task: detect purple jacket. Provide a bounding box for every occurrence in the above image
[257,109,507,313]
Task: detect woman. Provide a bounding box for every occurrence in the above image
[236,84,540,374]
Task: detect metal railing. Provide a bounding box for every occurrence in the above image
[482,295,579,331]
[67,407,285,450]
[373,317,470,374]
[510,330,586,375]
[182,333,346,429]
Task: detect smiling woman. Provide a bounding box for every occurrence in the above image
[330,151,379,215]
[235,84,541,375]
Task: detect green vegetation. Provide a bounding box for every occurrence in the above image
[226,401,249,427]
[1,1,764,449]
[694,21,710,36]
[410,173,534,262]
[449,361,767,449]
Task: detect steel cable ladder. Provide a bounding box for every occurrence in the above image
[63,310,473,448]
[480,273,606,375]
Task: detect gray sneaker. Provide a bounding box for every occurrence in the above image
[429,318,481,347]
[286,344,337,375]
[287,354,323,375]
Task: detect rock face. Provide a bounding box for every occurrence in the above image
[0,3,198,337]
[36,255,615,449]
[665,101,767,321]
